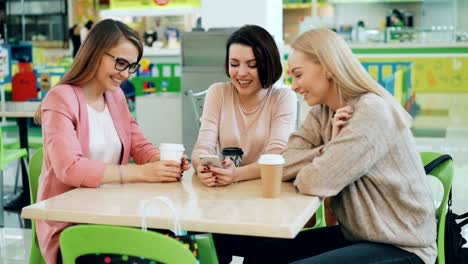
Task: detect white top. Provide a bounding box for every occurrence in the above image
[80,27,90,44]
[87,104,122,164]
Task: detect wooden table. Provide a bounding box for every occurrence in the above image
[22,174,320,238]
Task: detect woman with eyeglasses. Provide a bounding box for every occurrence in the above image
[34,19,190,264]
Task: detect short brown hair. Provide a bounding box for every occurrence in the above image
[34,19,143,124]
[224,25,282,89]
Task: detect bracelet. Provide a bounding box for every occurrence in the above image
[118,165,124,185]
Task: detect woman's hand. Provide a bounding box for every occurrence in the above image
[331,105,353,140]
[139,160,182,182]
[196,164,217,187]
[209,159,237,186]
[181,155,190,172]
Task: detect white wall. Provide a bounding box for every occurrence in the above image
[333,1,460,30]
[420,1,457,28]
[457,0,468,31]
[201,0,283,42]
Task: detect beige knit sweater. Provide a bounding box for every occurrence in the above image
[282,93,437,264]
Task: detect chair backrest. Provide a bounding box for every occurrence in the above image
[186,89,208,129]
[59,225,197,264]
[28,147,43,204]
[420,152,454,264]
[27,147,46,264]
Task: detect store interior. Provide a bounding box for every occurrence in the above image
[0,0,468,263]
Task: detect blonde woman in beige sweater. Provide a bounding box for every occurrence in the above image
[191,25,297,187]
[214,29,436,264]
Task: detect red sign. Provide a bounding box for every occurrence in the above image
[153,0,169,6]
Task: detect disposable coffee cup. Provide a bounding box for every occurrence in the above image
[159,143,185,163]
[222,147,244,167]
[258,154,285,198]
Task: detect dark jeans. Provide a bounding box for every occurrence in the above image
[213,225,424,264]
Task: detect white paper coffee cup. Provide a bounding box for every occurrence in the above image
[159,143,185,163]
[258,154,285,198]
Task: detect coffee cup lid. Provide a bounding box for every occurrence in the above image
[159,143,185,152]
[222,147,244,156]
[258,154,285,165]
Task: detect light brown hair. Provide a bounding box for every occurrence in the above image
[34,19,143,124]
[291,28,411,129]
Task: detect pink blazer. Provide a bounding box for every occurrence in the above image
[36,84,158,264]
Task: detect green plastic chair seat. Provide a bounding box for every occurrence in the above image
[2,148,28,167]
[59,225,197,264]
[3,137,20,149]
[3,136,43,150]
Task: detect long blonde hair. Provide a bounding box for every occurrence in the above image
[34,19,143,124]
[291,28,412,130]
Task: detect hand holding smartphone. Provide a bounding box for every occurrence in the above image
[199,155,223,168]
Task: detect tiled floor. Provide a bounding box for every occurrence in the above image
[1,137,467,263]
[0,228,31,263]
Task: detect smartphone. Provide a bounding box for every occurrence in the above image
[199,155,223,168]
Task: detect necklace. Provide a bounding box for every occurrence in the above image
[234,83,271,115]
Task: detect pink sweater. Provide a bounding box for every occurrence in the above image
[36,84,158,264]
[192,82,297,165]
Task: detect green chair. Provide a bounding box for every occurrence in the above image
[311,202,326,229]
[421,152,454,264]
[301,201,327,231]
[59,224,197,264]
[27,147,46,264]
[196,233,219,264]
[0,127,29,227]
[4,137,42,149]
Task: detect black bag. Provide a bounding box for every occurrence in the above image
[424,155,468,264]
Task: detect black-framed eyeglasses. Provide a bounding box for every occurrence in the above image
[104,52,140,74]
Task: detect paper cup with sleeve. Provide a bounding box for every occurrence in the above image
[222,147,244,167]
[159,143,185,163]
[258,154,285,198]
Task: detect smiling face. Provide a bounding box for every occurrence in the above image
[288,49,333,106]
[228,43,262,97]
[94,38,139,93]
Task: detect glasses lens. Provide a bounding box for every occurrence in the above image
[128,63,140,74]
[115,58,129,71]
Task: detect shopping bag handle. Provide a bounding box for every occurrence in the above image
[141,196,187,236]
